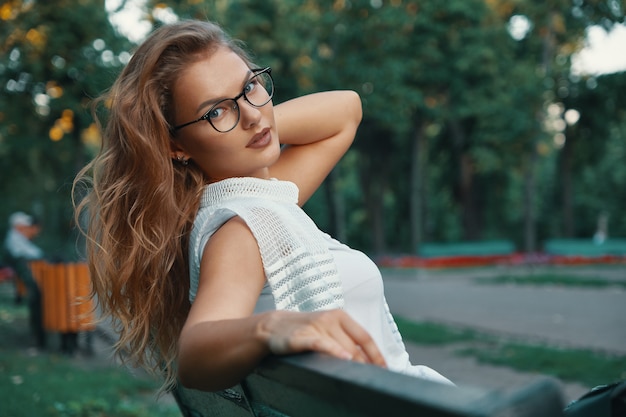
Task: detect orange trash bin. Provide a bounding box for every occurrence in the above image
[29,261,95,333]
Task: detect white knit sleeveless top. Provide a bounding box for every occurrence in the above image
[188,177,454,386]
[188,177,344,311]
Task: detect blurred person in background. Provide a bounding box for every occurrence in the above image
[3,211,46,347]
[4,211,44,262]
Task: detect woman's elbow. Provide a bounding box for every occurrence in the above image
[176,338,254,392]
[176,344,202,389]
[346,90,363,126]
[176,335,215,390]
[177,353,234,392]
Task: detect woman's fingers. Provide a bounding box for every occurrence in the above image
[299,335,355,361]
[337,313,387,367]
[262,309,386,368]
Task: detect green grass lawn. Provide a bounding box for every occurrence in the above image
[1,350,179,417]
[395,317,626,388]
[0,281,179,417]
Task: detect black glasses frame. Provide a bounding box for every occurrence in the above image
[172,67,273,133]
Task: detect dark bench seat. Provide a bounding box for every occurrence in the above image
[172,353,564,417]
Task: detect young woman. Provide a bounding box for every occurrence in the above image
[74,19,452,392]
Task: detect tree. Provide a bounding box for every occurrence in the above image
[484,0,625,250]
[0,0,131,258]
[561,71,626,238]
[22,0,623,256]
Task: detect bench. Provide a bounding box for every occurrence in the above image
[172,353,565,417]
[406,240,517,268]
[544,239,626,257]
[418,240,516,258]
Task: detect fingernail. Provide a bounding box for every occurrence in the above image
[340,351,353,360]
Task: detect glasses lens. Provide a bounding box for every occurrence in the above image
[209,99,240,133]
[245,70,274,107]
[207,69,273,133]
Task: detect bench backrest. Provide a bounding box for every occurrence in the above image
[172,353,564,417]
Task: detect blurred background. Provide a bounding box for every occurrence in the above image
[1,0,625,259]
[1,2,625,416]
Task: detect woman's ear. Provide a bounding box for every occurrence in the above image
[170,140,190,164]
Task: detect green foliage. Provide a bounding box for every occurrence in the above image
[1,0,625,255]
[0,0,132,259]
[561,72,626,237]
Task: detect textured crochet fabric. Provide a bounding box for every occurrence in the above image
[189,177,344,311]
[189,177,455,386]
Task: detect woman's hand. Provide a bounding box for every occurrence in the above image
[257,309,387,367]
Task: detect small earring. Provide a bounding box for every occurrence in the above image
[176,155,189,166]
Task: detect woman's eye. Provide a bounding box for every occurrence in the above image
[207,107,224,120]
[244,79,257,95]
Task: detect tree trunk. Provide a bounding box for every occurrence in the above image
[410,122,426,252]
[359,154,387,254]
[324,169,347,243]
[560,128,574,237]
[369,182,386,254]
[460,152,479,240]
[523,9,555,251]
[449,118,479,240]
[523,148,538,252]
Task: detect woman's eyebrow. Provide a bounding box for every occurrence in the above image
[194,69,253,114]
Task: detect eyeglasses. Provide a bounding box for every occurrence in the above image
[173,67,274,133]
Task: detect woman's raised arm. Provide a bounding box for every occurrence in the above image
[269,90,362,205]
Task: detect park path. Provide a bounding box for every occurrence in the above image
[382,264,626,402]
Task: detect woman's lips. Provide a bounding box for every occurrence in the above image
[247,128,271,148]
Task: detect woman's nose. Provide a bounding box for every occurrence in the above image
[238,100,262,129]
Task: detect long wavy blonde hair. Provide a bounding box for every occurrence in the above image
[73,20,253,391]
